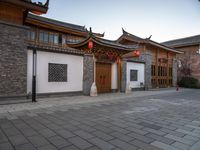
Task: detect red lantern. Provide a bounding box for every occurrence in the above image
[134,50,140,57]
[88,41,93,49]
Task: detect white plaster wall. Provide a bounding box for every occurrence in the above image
[127,62,145,88]
[111,63,118,90]
[27,50,83,94]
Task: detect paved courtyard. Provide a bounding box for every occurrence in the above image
[1,88,200,150]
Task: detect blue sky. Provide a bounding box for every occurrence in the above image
[36,0,200,42]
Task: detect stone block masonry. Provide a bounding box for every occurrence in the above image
[83,54,94,95]
[0,21,28,99]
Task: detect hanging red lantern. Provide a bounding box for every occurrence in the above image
[134,50,140,57]
[88,41,93,49]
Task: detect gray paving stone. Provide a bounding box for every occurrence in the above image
[146,133,175,145]
[127,132,154,143]
[110,132,133,142]
[60,145,79,150]
[48,135,72,149]
[161,128,185,137]
[0,130,8,143]
[74,130,94,140]
[165,134,196,145]
[172,141,190,150]
[68,136,93,149]
[38,129,56,138]
[109,139,138,150]
[151,141,179,150]
[89,137,115,150]
[143,127,166,136]
[3,127,21,136]
[91,131,114,141]
[28,135,50,147]
[0,142,14,150]
[176,129,200,138]
[37,144,57,150]
[86,146,101,150]
[190,140,200,150]
[9,134,28,146]
[15,143,37,150]
[138,122,162,130]
[56,129,76,139]
[20,128,38,137]
[130,139,162,150]
[125,127,148,135]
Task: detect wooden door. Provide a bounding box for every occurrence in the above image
[96,63,111,93]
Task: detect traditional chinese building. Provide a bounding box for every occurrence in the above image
[0,0,181,101]
[117,29,182,88]
[163,35,200,82]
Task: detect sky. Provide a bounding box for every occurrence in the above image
[35,0,200,42]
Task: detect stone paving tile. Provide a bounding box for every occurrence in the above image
[91,130,114,141]
[38,128,56,138]
[110,132,133,142]
[146,132,175,145]
[28,135,50,147]
[60,145,79,150]
[89,137,115,150]
[56,129,76,139]
[125,126,148,135]
[143,127,166,136]
[73,130,94,140]
[161,127,185,137]
[127,132,155,143]
[8,134,29,146]
[68,136,93,149]
[14,143,36,150]
[0,130,8,143]
[109,139,138,150]
[165,134,196,145]
[3,127,21,137]
[37,144,58,150]
[176,128,200,138]
[151,141,179,150]
[48,135,72,149]
[172,141,190,150]
[0,142,14,150]
[86,146,101,150]
[138,122,162,130]
[130,139,162,150]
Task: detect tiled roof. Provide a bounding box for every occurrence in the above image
[27,13,88,32]
[162,35,200,47]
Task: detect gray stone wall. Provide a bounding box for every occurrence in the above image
[121,61,127,92]
[172,58,177,87]
[140,53,152,90]
[83,54,94,95]
[0,21,28,99]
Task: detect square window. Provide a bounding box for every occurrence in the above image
[48,63,67,82]
[130,70,138,81]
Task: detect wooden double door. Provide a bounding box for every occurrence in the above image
[96,62,111,93]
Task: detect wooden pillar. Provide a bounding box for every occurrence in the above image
[117,59,121,92]
[167,52,169,87]
[155,49,159,87]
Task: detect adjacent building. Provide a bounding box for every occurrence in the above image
[163,35,200,82]
[0,0,181,101]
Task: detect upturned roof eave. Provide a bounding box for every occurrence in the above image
[68,36,136,51]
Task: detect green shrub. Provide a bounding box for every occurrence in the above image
[178,77,200,88]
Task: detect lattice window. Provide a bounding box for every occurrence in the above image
[48,63,67,82]
[130,70,138,81]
